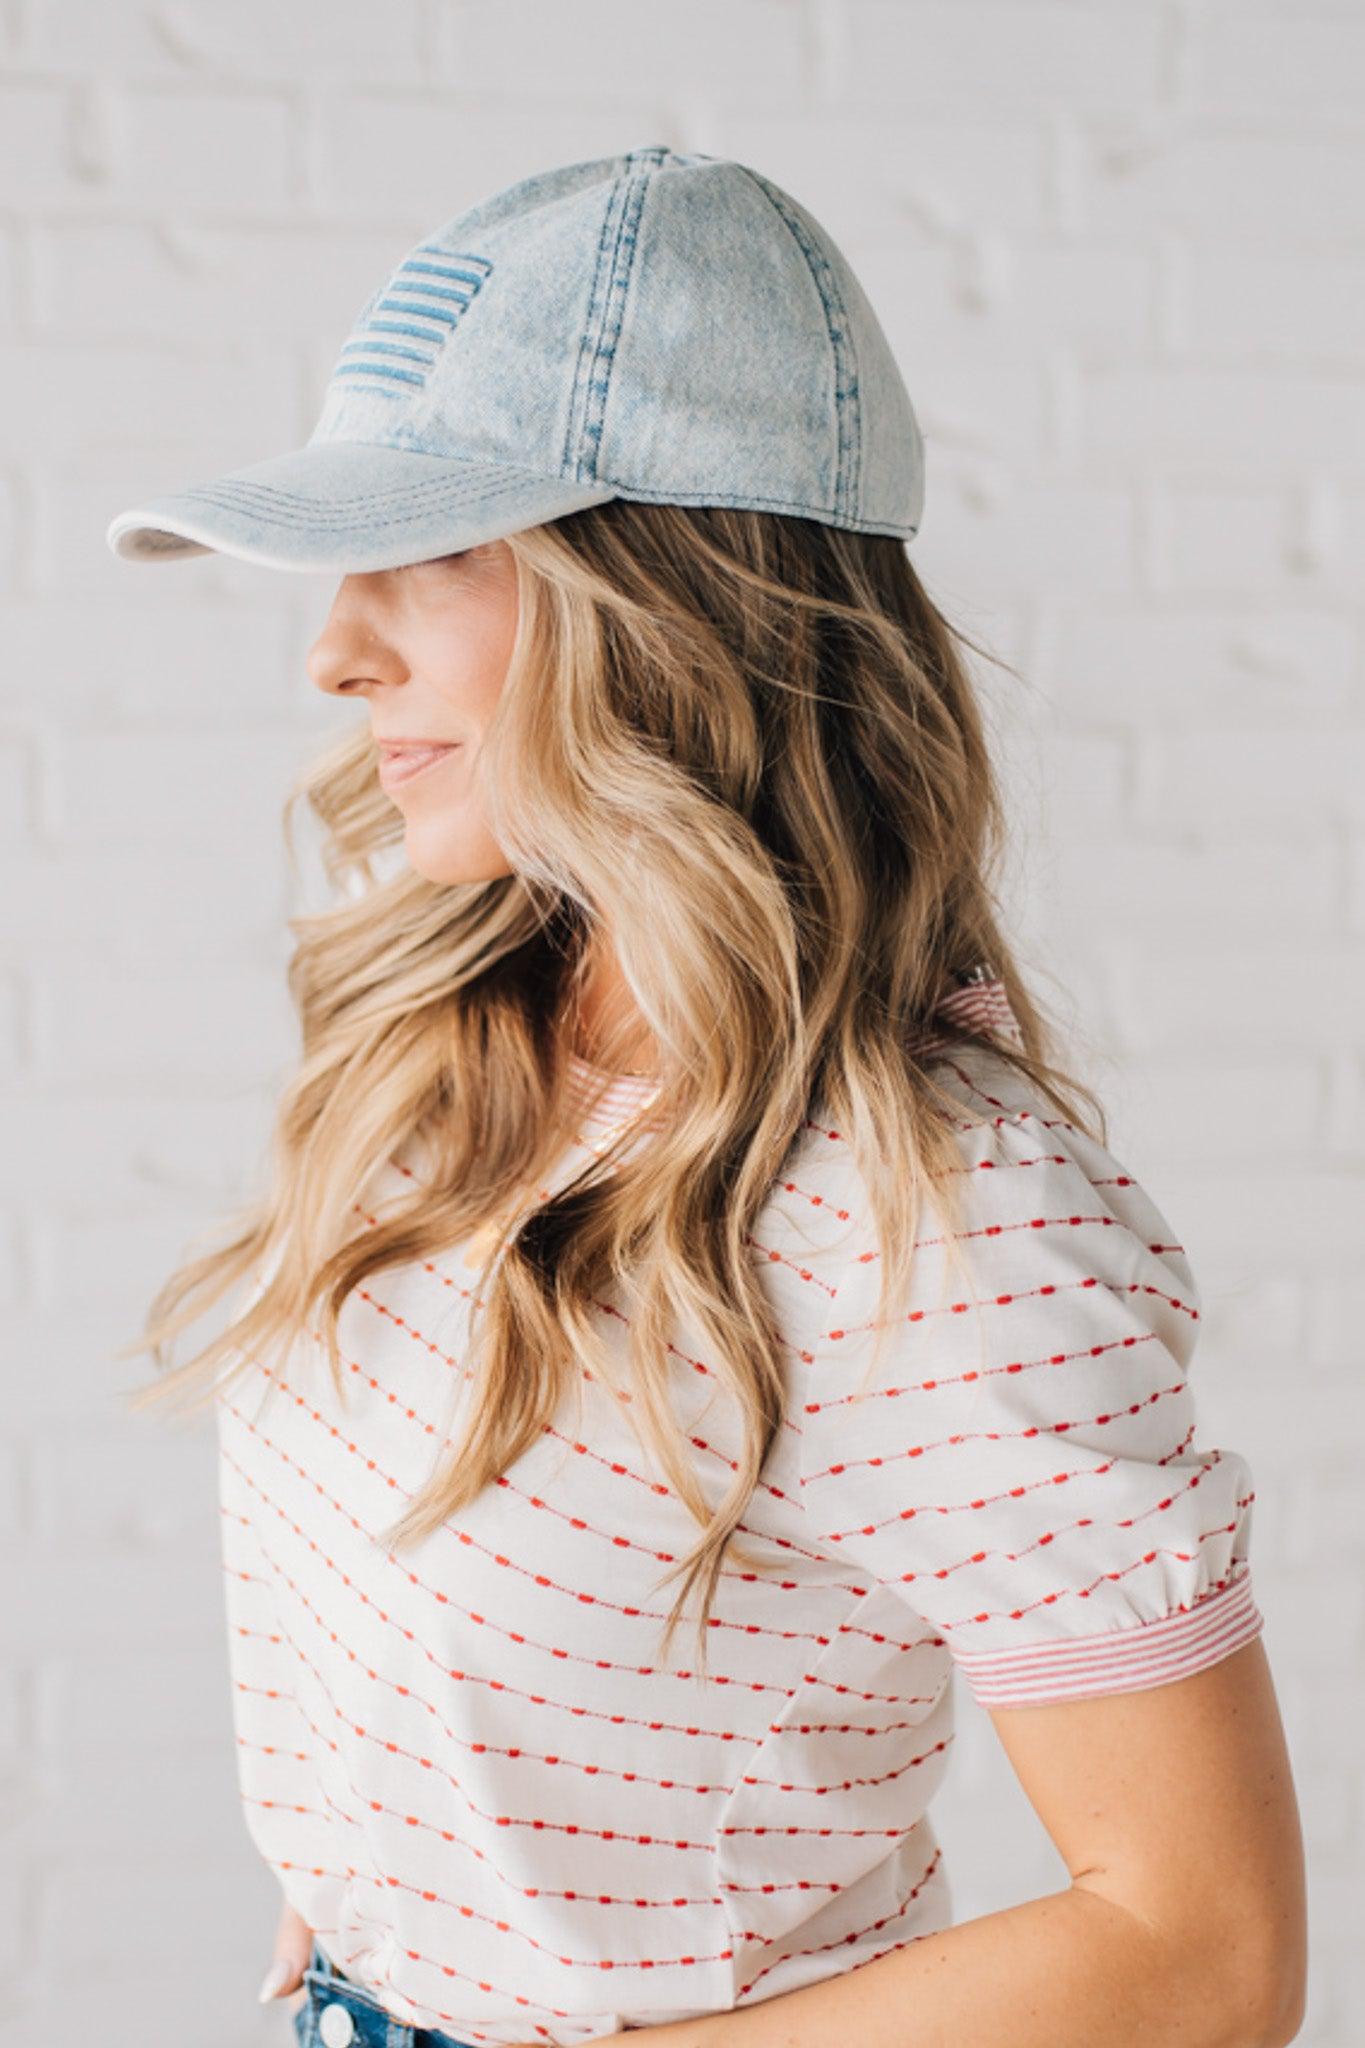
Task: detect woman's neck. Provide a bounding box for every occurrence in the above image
[570,946,659,1079]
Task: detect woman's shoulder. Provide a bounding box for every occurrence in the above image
[783,1033,1092,1225]
[773,1033,1195,1328]
[754,1038,1043,1317]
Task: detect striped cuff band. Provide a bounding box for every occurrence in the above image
[952,1569,1264,1709]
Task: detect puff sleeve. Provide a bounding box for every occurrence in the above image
[796,1094,1264,1709]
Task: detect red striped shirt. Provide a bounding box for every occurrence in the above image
[216,977,1261,2043]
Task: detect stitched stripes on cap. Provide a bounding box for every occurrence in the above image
[330,247,494,397]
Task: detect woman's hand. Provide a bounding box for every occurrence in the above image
[257,1897,314,2004]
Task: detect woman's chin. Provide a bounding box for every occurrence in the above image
[401,830,516,890]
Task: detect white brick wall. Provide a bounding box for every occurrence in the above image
[3,3,1361,2042]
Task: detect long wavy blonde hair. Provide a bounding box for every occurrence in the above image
[119,498,1107,1679]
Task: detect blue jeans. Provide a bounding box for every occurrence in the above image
[293,1935,478,2048]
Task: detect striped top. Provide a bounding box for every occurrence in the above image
[215,976,1262,2045]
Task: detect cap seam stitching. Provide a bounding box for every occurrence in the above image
[732,164,862,527]
[563,151,657,486]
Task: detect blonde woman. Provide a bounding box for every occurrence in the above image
[107,147,1306,2048]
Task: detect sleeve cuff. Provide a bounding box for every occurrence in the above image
[951,1568,1264,1709]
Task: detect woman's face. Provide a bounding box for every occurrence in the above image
[306,541,521,886]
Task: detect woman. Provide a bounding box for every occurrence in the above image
[108,147,1306,2048]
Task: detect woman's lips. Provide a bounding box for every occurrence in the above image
[377,743,460,789]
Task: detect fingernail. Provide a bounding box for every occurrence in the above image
[257,1958,293,2003]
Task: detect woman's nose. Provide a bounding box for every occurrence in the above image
[307,623,402,699]
[307,645,362,698]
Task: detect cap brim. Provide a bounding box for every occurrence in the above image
[104,438,619,574]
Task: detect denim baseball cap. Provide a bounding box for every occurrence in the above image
[105,142,925,575]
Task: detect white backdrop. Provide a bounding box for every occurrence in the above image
[4,3,1363,2043]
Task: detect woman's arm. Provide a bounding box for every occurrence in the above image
[605,1636,1307,2048]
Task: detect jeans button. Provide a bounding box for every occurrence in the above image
[318,2002,357,2048]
